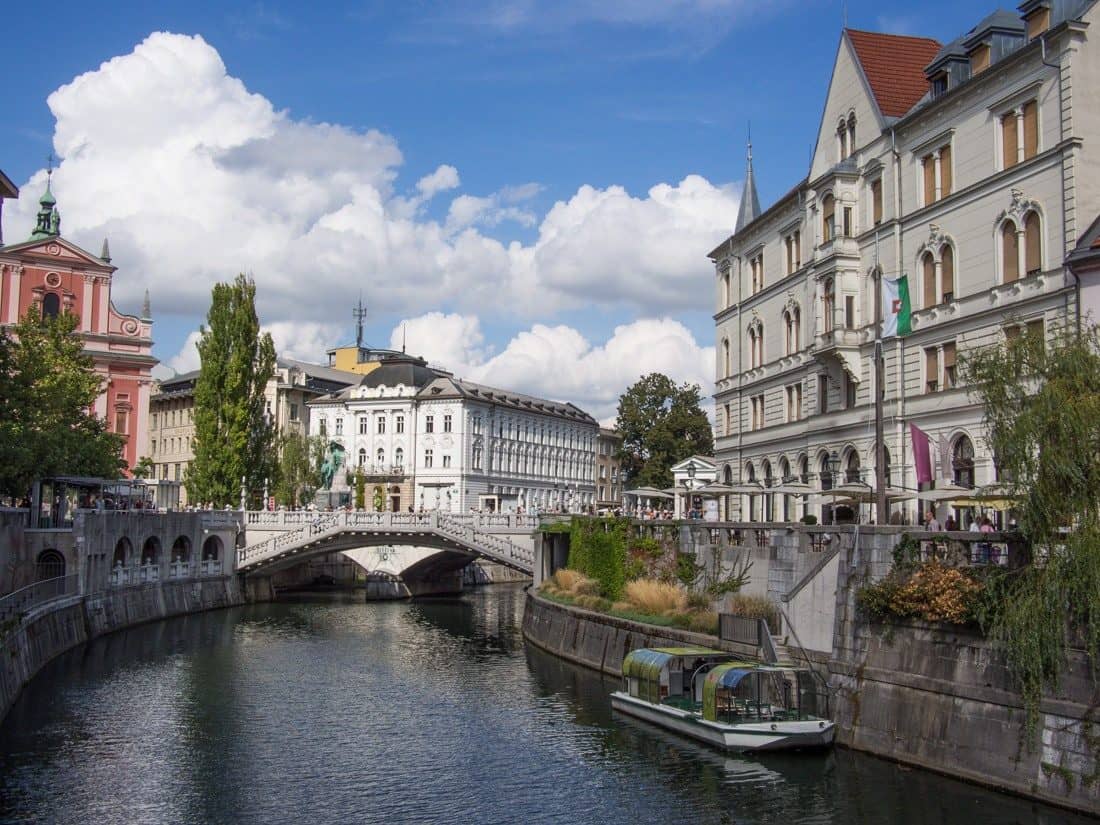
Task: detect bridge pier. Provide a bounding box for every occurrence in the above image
[243,575,276,603]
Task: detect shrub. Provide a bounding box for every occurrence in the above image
[623,578,687,614]
[686,590,713,611]
[553,568,582,592]
[801,514,818,525]
[857,561,982,625]
[687,611,720,635]
[724,593,781,634]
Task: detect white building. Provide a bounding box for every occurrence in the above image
[712,2,1100,524]
[309,355,598,513]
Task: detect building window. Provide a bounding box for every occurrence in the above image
[1026,7,1050,39]
[786,384,802,422]
[721,268,731,308]
[443,455,452,468]
[750,253,764,294]
[377,417,386,435]
[41,292,60,319]
[114,409,129,435]
[358,448,366,466]
[443,414,452,433]
[396,415,405,434]
[844,295,855,329]
[844,375,856,409]
[151,440,157,455]
[377,448,385,467]
[944,342,957,389]
[818,375,829,414]
[152,413,158,430]
[1002,222,1020,283]
[925,347,940,393]
[724,402,732,436]
[289,403,299,422]
[335,418,343,436]
[953,436,975,488]
[425,415,434,433]
[1025,212,1042,275]
[942,246,955,303]
[930,72,948,99]
[319,419,327,437]
[424,449,433,468]
[785,231,802,274]
[923,252,937,309]
[359,417,368,435]
[721,338,731,376]
[823,278,835,333]
[822,194,835,242]
[871,178,883,225]
[842,206,853,238]
[174,463,181,482]
[395,447,404,468]
[784,307,800,355]
[751,394,765,430]
[971,43,991,75]
[749,325,764,368]
[472,447,482,469]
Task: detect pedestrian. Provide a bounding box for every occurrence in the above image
[924,510,941,531]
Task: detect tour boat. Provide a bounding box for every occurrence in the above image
[610,647,836,752]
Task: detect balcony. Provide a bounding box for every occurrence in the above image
[813,327,864,380]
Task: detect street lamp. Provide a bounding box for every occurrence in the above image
[686,464,696,519]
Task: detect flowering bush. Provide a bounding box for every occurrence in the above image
[857,561,983,625]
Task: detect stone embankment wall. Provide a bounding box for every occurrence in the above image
[522,591,756,676]
[0,577,243,722]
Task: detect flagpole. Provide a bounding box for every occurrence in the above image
[874,233,888,525]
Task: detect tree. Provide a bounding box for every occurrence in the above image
[0,308,126,497]
[186,275,276,507]
[272,431,324,507]
[132,456,154,479]
[962,324,1100,737]
[615,373,713,488]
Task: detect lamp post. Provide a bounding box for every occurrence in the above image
[686,463,696,519]
[828,450,840,525]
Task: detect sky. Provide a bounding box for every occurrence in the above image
[1,0,999,423]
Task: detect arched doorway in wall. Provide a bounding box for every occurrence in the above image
[171,535,192,564]
[35,549,65,580]
[952,435,975,489]
[389,485,401,513]
[202,536,222,561]
[845,451,861,484]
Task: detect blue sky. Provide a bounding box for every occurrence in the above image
[2,0,1001,420]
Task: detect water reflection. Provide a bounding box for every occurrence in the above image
[0,585,1090,825]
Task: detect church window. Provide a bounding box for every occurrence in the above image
[41,292,60,318]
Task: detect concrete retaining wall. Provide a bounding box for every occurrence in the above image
[0,576,243,722]
[522,591,756,677]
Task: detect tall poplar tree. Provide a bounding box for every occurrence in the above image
[615,373,714,488]
[186,275,276,507]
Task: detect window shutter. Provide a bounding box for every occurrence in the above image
[941,246,954,302]
[1025,212,1042,274]
[925,348,939,392]
[939,145,952,195]
[922,155,935,205]
[1002,224,1019,282]
[871,179,883,225]
[1023,101,1038,159]
[1002,113,1018,168]
[923,254,936,309]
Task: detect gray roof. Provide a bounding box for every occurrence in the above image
[926,34,969,70]
[0,169,17,200]
[313,360,446,402]
[962,8,1025,46]
[418,375,598,425]
[1067,212,1100,267]
[277,358,361,391]
[734,142,762,234]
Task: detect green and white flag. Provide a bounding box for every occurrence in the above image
[882,275,912,338]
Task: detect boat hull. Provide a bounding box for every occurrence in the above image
[611,692,835,753]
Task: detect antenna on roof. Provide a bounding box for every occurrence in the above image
[353,294,367,349]
[401,323,406,354]
[842,0,848,28]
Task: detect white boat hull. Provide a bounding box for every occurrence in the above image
[610,691,835,752]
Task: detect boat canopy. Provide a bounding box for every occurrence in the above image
[622,647,727,681]
[703,663,760,721]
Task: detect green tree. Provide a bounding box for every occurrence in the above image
[272,431,323,507]
[186,275,276,507]
[615,373,713,488]
[132,456,154,479]
[962,323,1100,738]
[0,308,125,497]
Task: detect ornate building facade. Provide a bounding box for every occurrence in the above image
[1,180,156,472]
[712,2,1100,523]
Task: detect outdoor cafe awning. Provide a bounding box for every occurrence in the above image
[829,484,916,503]
[624,487,674,500]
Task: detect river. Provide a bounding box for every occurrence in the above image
[0,584,1088,824]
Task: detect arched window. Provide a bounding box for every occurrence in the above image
[823,278,835,333]
[1024,211,1042,275]
[377,448,385,468]
[171,535,191,563]
[722,270,731,307]
[922,252,936,309]
[798,456,809,484]
[1002,222,1020,283]
[847,113,857,157]
[784,307,800,355]
[202,536,223,561]
[395,447,404,468]
[141,537,161,566]
[819,454,834,491]
[41,292,60,319]
[722,338,731,376]
[779,457,792,521]
[941,246,955,303]
[952,436,975,489]
[837,120,848,161]
[845,451,861,484]
[822,194,835,242]
[36,549,65,580]
[723,465,733,484]
[745,463,757,522]
[358,448,366,466]
[113,537,131,568]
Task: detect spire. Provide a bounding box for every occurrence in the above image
[30,156,61,241]
[734,138,762,234]
[142,289,151,320]
[100,238,112,263]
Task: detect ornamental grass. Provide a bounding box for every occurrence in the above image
[622,578,688,615]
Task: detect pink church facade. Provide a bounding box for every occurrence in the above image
[0,182,157,474]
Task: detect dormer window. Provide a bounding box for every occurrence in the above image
[930,72,948,98]
[970,43,991,75]
[1025,6,1050,40]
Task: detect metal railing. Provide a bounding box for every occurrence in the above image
[0,574,80,623]
[242,510,540,531]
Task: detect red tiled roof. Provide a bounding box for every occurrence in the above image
[846,29,942,118]
[1093,236,1100,249]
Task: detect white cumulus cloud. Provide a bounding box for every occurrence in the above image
[2,31,738,329]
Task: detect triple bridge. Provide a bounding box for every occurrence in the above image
[237,511,540,597]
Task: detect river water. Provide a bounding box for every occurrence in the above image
[0,584,1088,824]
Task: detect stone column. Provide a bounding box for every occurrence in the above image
[1015,105,1026,165]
